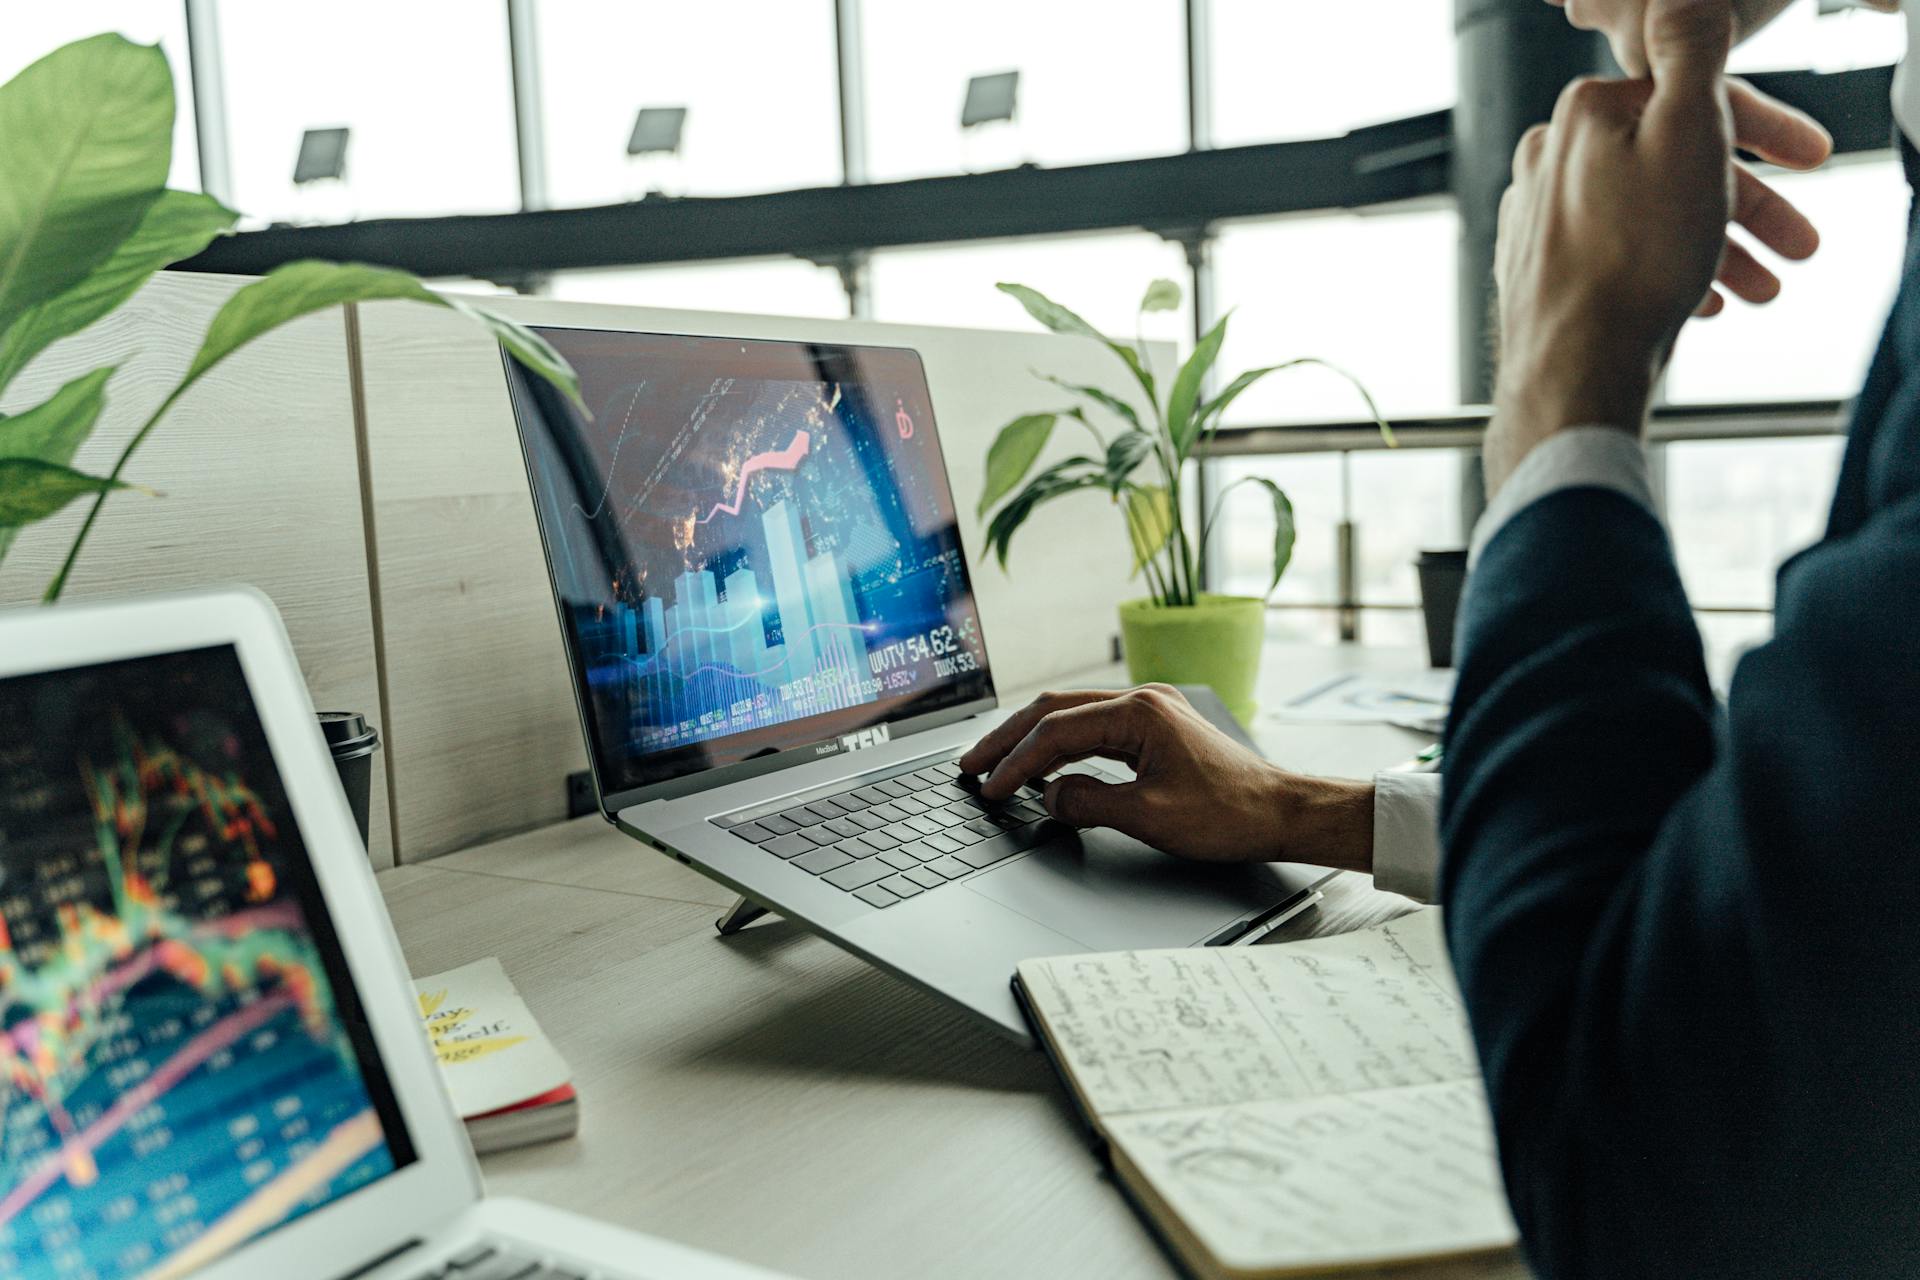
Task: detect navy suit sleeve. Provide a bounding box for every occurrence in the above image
[1439,485,1920,1279]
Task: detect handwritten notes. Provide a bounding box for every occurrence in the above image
[1107,1082,1514,1274]
[1023,910,1476,1116]
[1019,911,1517,1274]
[413,956,570,1118]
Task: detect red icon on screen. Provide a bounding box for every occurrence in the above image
[895,399,915,440]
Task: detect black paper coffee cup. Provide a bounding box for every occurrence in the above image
[1415,550,1469,669]
[318,711,380,849]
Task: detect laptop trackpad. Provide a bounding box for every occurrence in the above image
[965,828,1308,952]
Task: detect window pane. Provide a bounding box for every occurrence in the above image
[1211,450,1461,607]
[1211,455,1342,605]
[1665,159,1906,404]
[537,0,840,203]
[1728,2,1904,73]
[1209,0,1454,147]
[1664,436,1845,609]
[0,4,198,191]
[219,0,519,222]
[861,0,1188,182]
[868,232,1193,338]
[1212,206,1459,424]
[543,259,850,318]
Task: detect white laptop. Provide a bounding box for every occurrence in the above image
[502,327,1330,1043]
[0,589,786,1280]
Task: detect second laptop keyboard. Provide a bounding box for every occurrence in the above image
[710,754,1113,910]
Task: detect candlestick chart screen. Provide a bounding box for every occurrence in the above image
[0,646,413,1279]
[510,329,995,793]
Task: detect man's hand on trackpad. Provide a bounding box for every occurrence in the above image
[957,684,1375,871]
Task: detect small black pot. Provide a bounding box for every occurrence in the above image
[1415,549,1469,669]
[318,711,380,848]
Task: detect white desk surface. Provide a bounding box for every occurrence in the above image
[377,643,1530,1280]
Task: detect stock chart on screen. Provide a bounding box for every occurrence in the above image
[513,330,994,791]
[0,648,411,1279]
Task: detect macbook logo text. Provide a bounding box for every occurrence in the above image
[837,725,892,753]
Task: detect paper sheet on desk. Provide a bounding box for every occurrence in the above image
[1270,669,1454,728]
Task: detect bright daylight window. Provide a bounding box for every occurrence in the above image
[535,0,841,203]
[1664,158,1908,404]
[1207,0,1454,146]
[218,0,520,223]
[868,232,1194,338]
[860,0,1188,181]
[1210,205,1460,424]
[1,3,199,191]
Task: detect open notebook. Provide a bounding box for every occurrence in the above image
[1013,910,1517,1279]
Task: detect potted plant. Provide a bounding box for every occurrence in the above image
[978,280,1389,724]
[0,34,583,605]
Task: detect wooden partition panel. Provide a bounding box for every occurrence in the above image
[355,296,1170,862]
[0,272,395,867]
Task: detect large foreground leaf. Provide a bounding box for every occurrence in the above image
[40,261,585,603]
[0,35,173,336]
[184,261,581,407]
[0,458,128,526]
[0,368,114,563]
[0,191,235,394]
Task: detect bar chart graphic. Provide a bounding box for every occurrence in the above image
[593,495,879,751]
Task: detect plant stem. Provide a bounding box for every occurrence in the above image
[43,384,184,603]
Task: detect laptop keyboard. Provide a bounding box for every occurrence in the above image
[711,753,1106,909]
[412,1241,601,1280]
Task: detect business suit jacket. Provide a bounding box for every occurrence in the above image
[1439,236,1920,1273]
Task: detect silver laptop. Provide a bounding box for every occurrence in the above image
[504,328,1330,1043]
[0,590,787,1280]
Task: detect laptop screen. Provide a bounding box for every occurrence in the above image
[0,645,415,1279]
[508,328,995,795]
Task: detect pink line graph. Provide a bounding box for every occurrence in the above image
[695,431,810,524]
[0,991,296,1229]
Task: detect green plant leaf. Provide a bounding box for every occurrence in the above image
[0,368,113,464]
[1123,484,1174,573]
[1139,278,1182,314]
[983,458,1103,569]
[977,412,1057,516]
[1193,358,1396,451]
[0,35,173,338]
[0,457,129,526]
[182,261,580,407]
[1038,374,1141,434]
[0,191,236,395]
[997,282,1155,405]
[1168,312,1230,461]
[1241,477,1296,594]
[1104,431,1157,492]
[40,260,587,605]
[0,367,115,563]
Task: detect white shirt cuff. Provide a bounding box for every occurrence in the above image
[1372,769,1443,903]
[1469,427,1659,569]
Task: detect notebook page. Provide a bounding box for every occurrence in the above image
[1019,910,1478,1117]
[1104,1079,1516,1273]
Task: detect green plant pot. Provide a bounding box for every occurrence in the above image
[1117,594,1266,726]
